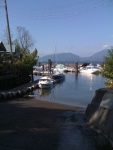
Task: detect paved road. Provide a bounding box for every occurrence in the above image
[0,98,98,150]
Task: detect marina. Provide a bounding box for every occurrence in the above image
[0,0,113,149]
[28,72,106,108]
[0,62,105,108]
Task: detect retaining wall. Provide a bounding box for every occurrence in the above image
[85,88,113,146]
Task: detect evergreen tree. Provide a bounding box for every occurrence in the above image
[101,47,113,87]
[102,47,113,79]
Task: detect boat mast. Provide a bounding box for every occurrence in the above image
[55,45,57,64]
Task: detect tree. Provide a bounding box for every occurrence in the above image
[1,26,38,84]
[101,47,113,80]
[13,26,38,63]
[1,27,13,44]
[101,47,113,87]
[13,26,38,81]
[2,26,38,67]
[14,26,34,54]
[21,48,38,66]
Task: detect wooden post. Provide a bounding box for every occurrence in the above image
[75,62,79,73]
[42,64,44,71]
[48,59,52,74]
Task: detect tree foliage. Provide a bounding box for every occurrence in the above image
[1,27,13,44]
[101,47,113,79]
[1,26,38,74]
[13,26,38,69]
[21,48,38,66]
[15,26,34,52]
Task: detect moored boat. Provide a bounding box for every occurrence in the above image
[52,72,65,82]
[53,64,68,73]
[38,76,54,88]
[79,64,100,74]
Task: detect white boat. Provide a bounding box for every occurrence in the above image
[53,64,68,73]
[66,66,75,72]
[79,64,99,74]
[38,76,54,88]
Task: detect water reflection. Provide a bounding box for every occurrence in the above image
[80,73,98,91]
[32,73,105,107]
[38,88,51,96]
[74,73,78,83]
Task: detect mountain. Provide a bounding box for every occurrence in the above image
[81,49,109,61]
[39,49,109,63]
[39,53,81,62]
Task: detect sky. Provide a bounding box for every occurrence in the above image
[0,0,113,58]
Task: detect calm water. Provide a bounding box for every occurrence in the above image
[31,72,106,108]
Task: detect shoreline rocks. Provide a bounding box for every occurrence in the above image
[85,88,113,148]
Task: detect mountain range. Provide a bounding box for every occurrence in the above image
[39,49,109,63]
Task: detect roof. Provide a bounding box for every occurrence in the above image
[0,41,7,52]
[0,41,15,53]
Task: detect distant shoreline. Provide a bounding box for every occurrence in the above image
[37,60,103,66]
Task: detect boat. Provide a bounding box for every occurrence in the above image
[52,72,65,82]
[38,76,54,88]
[79,64,100,74]
[66,66,75,72]
[53,64,68,73]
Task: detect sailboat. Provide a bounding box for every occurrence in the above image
[52,46,65,82]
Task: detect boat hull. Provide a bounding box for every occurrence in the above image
[38,76,53,89]
[80,69,99,74]
[52,73,65,82]
[38,83,52,89]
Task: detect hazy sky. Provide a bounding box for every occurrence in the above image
[0,0,113,57]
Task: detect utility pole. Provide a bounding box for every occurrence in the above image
[4,0,13,63]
